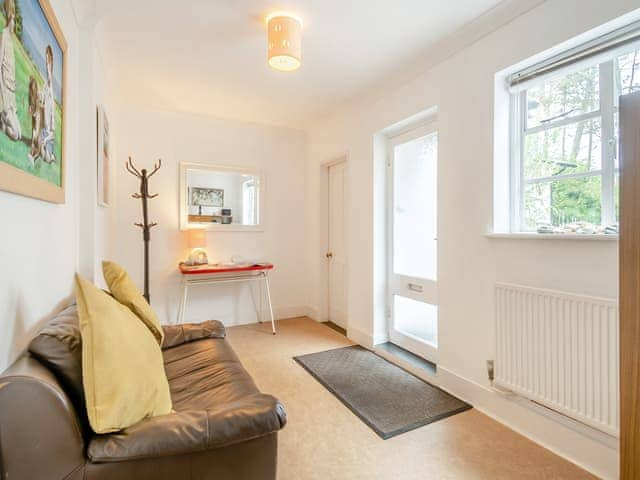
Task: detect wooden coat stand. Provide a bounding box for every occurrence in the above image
[126,157,161,303]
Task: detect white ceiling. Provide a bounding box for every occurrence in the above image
[79,0,530,128]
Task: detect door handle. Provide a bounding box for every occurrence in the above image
[326,252,333,259]
[408,283,423,293]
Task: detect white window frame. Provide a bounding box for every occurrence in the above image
[510,60,621,232]
[242,178,258,225]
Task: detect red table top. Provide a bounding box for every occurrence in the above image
[179,262,274,275]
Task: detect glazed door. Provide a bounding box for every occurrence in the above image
[387,125,438,362]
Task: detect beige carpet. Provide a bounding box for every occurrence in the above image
[226,317,595,480]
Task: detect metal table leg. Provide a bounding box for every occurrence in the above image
[177,269,275,331]
[178,278,188,324]
[264,273,276,334]
[259,273,264,324]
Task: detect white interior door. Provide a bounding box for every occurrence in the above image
[328,161,347,328]
[388,125,438,362]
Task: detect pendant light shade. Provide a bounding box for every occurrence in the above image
[267,13,302,72]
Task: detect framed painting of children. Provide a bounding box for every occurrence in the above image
[0,0,66,203]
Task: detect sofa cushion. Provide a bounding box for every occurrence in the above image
[87,393,286,462]
[161,320,226,350]
[28,304,85,417]
[163,337,260,410]
[75,274,172,433]
[88,337,287,463]
[102,261,164,346]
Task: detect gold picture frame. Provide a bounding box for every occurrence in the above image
[0,0,67,203]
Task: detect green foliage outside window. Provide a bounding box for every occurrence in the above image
[520,51,639,231]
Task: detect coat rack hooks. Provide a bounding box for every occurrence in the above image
[126,156,162,303]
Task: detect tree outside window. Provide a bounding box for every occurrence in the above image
[515,48,639,234]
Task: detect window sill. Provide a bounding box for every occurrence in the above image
[486,232,618,241]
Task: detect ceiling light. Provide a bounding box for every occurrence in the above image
[266,12,302,72]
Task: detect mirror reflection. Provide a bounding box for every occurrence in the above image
[181,164,261,229]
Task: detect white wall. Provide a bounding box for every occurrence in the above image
[0,1,116,372]
[77,24,117,287]
[110,106,308,326]
[92,46,117,285]
[0,0,627,475]
[0,0,82,371]
[306,1,637,478]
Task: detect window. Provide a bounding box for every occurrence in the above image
[509,33,640,234]
[242,179,258,225]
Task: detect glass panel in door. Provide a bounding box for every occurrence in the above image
[393,132,438,281]
[393,295,437,346]
[388,129,438,361]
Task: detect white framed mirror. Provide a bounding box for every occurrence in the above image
[179,162,264,231]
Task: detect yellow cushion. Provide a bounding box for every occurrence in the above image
[102,261,164,346]
[75,274,172,433]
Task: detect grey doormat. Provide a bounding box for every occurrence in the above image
[293,345,471,439]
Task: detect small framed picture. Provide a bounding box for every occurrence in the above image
[191,187,224,208]
[97,105,110,207]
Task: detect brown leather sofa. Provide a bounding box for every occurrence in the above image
[0,304,286,480]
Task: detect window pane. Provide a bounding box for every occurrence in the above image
[394,295,437,347]
[524,118,602,179]
[526,65,599,129]
[242,181,257,225]
[523,176,601,231]
[616,50,640,98]
[393,133,437,280]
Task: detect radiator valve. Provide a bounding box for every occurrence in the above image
[486,360,495,382]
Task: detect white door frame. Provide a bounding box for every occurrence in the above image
[386,121,438,362]
[324,156,348,329]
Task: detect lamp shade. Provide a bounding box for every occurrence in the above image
[187,229,206,249]
[267,13,302,72]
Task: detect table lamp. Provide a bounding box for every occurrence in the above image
[186,229,208,265]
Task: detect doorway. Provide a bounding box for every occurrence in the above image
[327,159,347,330]
[387,124,438,363]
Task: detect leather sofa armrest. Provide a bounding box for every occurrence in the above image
[161,320,225,349]
[0,355,86,480]
[87,393,286,463]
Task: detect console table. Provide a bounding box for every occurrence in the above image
[177,263,276,334]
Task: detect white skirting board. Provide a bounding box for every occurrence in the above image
[436,366,618,480]
[354,327,618,479]
[303,310,618,478]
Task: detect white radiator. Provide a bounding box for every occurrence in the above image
[495,283,619,436]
